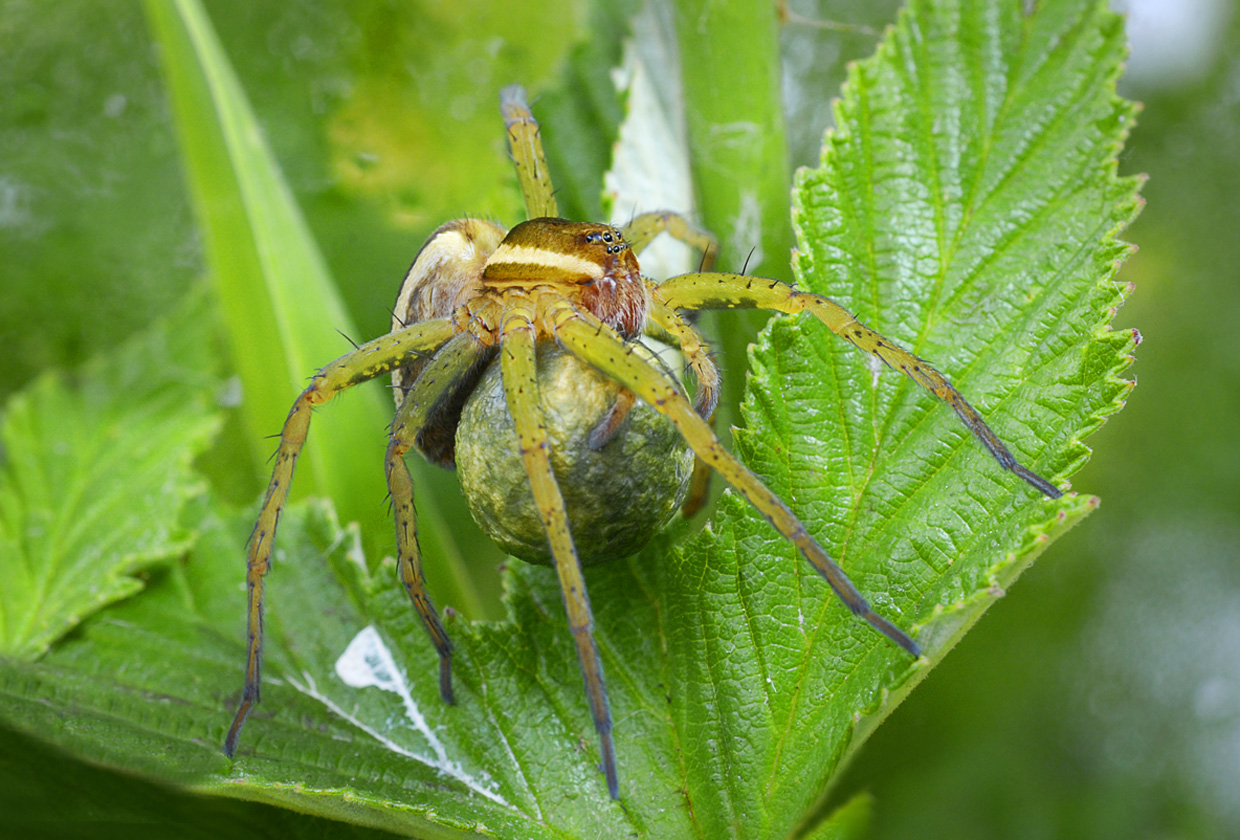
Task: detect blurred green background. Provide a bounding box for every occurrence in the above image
[1,0,1236,837]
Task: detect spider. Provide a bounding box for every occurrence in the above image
[223,84,1062,800]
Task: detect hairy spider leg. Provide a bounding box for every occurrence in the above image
[642,297,723,519]
[500,85,557,219]
[585,386,637,452]
[648,299,721,420]
[386,331,495,705]
[224,317,456,757]
[549,301,921,658]
[500,299,619,799]
[621,211,718,270]
[655,272,1064,499]
[583,215,718,452]
[621,214,722,514]
[643,288,723,518]
[621,212,718,414]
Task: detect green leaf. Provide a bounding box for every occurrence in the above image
[0,288,223,659]
[804,792,873,840]
[0,0,1139,837]
[142,0,387,506]
[0,2,202,396]
[665,0,1139,834]
[143,0,486,612]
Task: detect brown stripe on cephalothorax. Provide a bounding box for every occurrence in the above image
[483,218,648,337]
[483,218,611,286]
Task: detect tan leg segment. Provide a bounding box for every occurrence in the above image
[500,85,557,220]
[387,332,492,705]
[621,211,717,269]
[654,273,1063,498]
[224,317,455,757]
[550,302,920,658]
[500,302,620,800]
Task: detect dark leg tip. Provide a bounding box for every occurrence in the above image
[1013,463,1063,499]
[223,724,241,758]
[439,658,456,706]
[223,698,253,758]
[864,609,921,659]
[598,732,620,799]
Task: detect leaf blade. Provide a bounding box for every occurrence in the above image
[143,0,484,610]
[0,289,223,659]
[669,0,1140,834]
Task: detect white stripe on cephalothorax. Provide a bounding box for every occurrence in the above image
[485,242,603,279]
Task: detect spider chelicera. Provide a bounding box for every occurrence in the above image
[223,85,1062,799]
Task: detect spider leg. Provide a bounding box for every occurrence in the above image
[587,215,716,450]
[386,331,493,705]
[588,313,710,449]
[648,299,721,517]
[586,307,719,508]
[648,299,721,419]
[621,211,717,269]
[587,386,636,451]
[655,272,1063,498]
[500,85,558,219]
[224,317,455,757]
[550,302,920,658]
[501,301,620,800]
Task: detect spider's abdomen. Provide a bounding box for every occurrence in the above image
[392,217,507,464]
[395,218,507,330]
[483,217,649,338]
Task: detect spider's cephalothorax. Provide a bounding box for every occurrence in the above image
[388,216,649,469]
[224,85,1064,801]
[482,218,649,339]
